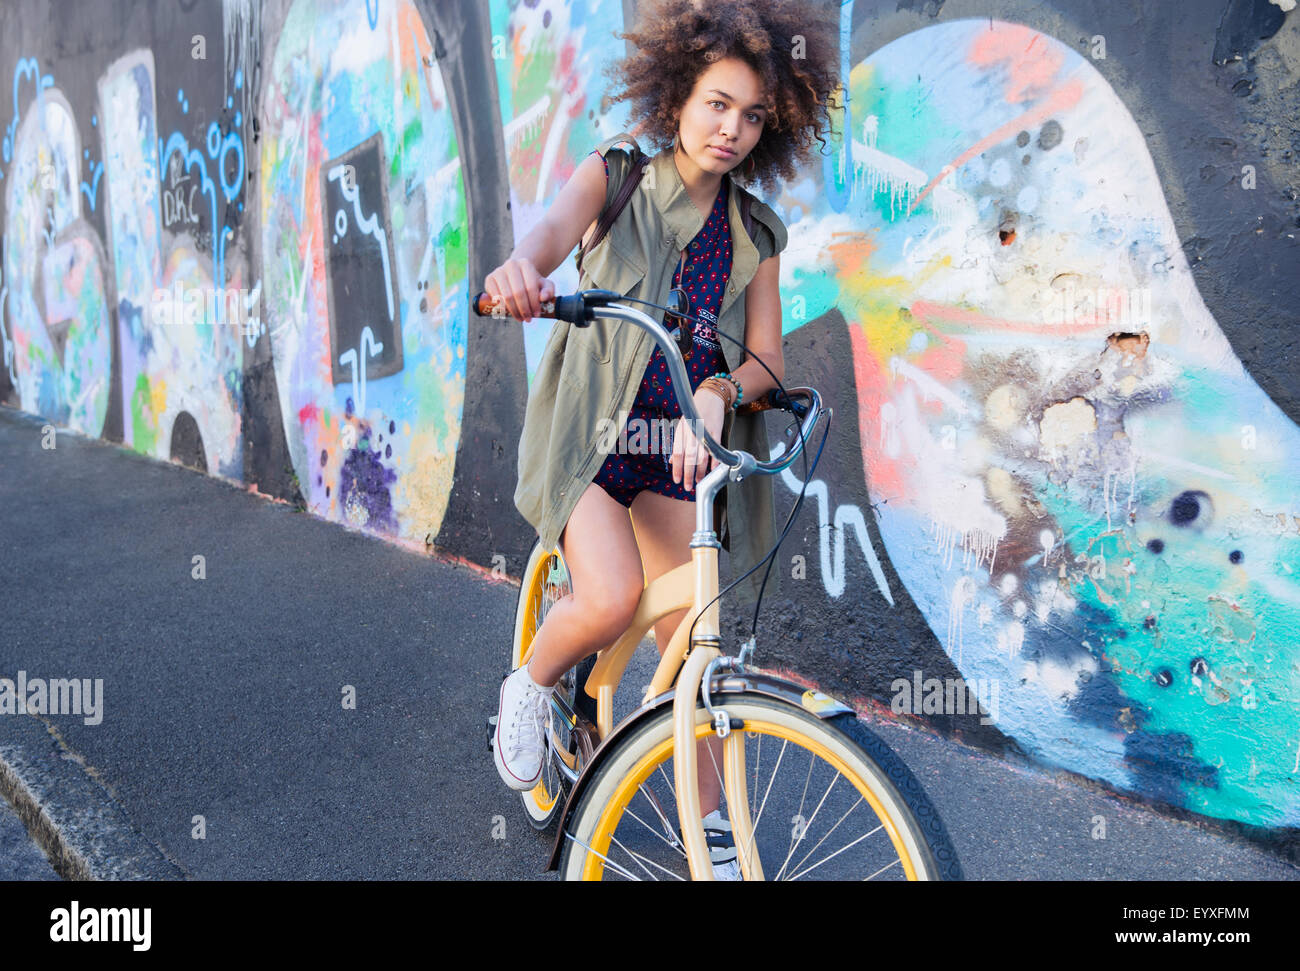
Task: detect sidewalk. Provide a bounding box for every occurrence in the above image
[0,404,1296,879]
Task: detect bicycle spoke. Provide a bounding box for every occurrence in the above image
[624,804,687,858]
[636,785,686,855]
[773,747,818,880]
[775,772,839,879]
[563,831,642,881]
[782,794,864,881]
[655,763,678,807]
[608,833,684,881]
[706,739,726,815]
[863,858,902,881]
[739,737,788,871]
[787,822,884,881]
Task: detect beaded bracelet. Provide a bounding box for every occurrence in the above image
[710,372,743,410]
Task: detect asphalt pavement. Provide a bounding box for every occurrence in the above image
[0,404,1295,880]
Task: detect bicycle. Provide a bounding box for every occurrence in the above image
[478,287,963,880]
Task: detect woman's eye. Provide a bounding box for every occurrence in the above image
[709,101,761,124]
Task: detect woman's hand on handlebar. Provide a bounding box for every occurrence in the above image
[482,257,555,323]
[673,388,726,492]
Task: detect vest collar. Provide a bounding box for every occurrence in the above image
[646,149,759,323]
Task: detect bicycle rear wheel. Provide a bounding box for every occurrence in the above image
[511,540,594,830]
[558,692,962,880]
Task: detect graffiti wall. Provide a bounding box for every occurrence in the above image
[2,0,1297,843]
[259,0,468,541]
[771,13,1300,831]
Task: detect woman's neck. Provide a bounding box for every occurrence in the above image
[673,142,725,217]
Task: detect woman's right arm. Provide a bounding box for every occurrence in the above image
[483,151,609,322]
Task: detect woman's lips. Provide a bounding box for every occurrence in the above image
[708,146,735,158]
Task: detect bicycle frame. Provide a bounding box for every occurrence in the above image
[537,297,824,881]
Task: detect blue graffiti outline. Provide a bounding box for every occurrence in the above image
[195,120,244,204]
[161,131,229,325]
[366,0,380,30]
[823,0,854,214]
[326,163,395,323]
[80,159,103,211]
[3,58,54,167]
[215,127,244,203]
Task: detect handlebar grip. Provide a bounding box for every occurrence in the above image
[472,291,592,325]
[473,291,551,318]
[736,388,811,418]
[473,292,506,317]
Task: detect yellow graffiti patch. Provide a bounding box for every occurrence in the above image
[393,428,456,543]
[150,378,168,422]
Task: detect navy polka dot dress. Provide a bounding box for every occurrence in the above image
[586,149,731,507]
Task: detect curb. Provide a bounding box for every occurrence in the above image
[0,714,187,880]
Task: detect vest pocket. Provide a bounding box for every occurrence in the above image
[577,236,647,365]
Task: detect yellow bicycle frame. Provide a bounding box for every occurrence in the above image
[576,466,761,880]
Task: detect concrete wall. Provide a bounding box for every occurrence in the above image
[2,0,1297,845]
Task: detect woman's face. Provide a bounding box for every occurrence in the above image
[675,57,768,178]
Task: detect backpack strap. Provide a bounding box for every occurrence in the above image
[575,151,650,276]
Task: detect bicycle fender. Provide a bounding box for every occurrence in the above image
[544,671,854,871]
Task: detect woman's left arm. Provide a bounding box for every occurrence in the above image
[732,252,784,400]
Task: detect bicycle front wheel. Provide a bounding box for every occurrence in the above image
[558,692,961,880]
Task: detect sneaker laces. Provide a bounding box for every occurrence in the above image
[504,679,549,760]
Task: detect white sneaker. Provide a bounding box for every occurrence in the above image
[492,664,551,791]
[704,810,742,881]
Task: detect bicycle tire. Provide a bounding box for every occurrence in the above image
[510,539,592,831]
[558,692,962,880]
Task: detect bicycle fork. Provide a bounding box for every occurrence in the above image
[673,645,764,880]
[672,531,764,881]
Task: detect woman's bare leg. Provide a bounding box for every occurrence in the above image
[525,482,644,687]
[629,489,725,818]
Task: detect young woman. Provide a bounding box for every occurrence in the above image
[484,0,838,876]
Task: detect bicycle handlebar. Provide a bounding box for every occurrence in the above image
[473,290,823,480]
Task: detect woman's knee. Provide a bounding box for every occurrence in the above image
[562,484,643,633]
[576,575,642,639]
